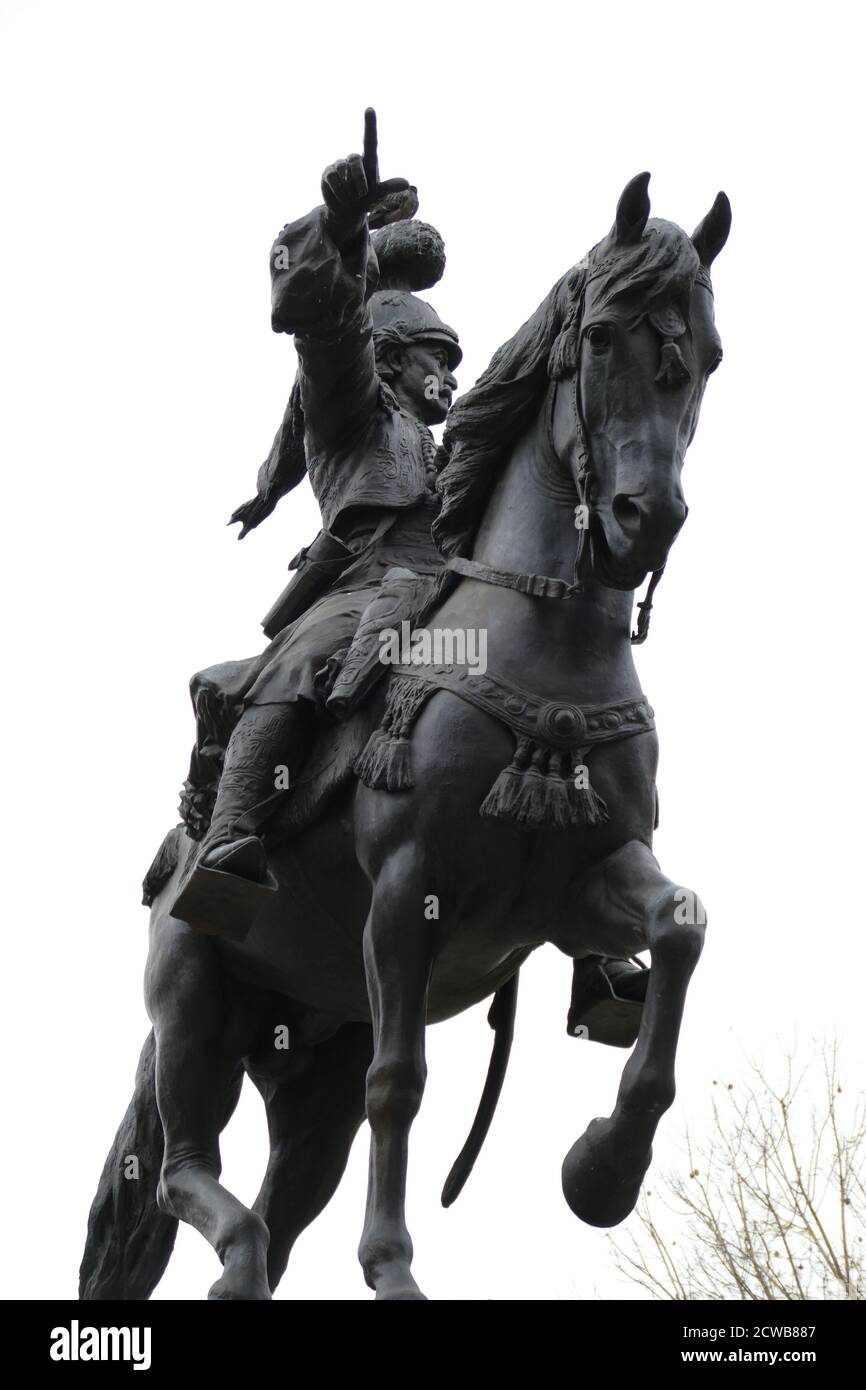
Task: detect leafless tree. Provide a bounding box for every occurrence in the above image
[609,1039,864,1300]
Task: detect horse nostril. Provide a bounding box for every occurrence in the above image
[612,494,642,536]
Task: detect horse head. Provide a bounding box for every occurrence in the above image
[548,174,731,592]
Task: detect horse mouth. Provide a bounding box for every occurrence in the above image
[589,520,651,592]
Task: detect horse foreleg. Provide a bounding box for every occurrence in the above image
[559,838,706,1227]
[358,846,438,1300]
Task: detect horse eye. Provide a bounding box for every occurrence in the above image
[707,351,723,376]
[586,324,611,354]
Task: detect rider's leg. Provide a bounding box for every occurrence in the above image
[197,699,314,879]
[170,699,314,936]
[182,589,372,883]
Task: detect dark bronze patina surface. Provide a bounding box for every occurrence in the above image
[80,110,730,1301]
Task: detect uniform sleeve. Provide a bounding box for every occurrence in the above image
[270,206,380,452]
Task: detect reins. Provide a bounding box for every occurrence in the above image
[444,344,665,643]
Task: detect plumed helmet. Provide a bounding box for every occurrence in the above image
[369,219,461,368]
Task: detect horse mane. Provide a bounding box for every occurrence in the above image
[434,219,701,558]
[432,269,577,558]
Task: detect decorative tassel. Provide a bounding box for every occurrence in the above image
[537,750,577,829]
[479,737,533,819]
[548,307,581,381]
[354,676,435,792]
[655,339,691,388]
[481,741,610,829]
[570,778,609,827]
[570,746,609,826]
[354,731,414,791]
[510,745,553,825]
[355,734,409,789]
[142,825,185,907]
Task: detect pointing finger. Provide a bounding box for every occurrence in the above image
[362,107,379,190]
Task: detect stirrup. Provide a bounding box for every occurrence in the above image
[567,956,649,1048]
[170,836,277,942]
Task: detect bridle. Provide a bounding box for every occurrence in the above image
[549,353,667,646]
[445,312,667,644]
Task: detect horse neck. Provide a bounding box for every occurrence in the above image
[439,403,643,703]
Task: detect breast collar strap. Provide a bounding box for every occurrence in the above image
[444,554,581,599]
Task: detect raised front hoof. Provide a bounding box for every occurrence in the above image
[561,1116,652,1228]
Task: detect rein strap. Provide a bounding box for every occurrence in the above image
[630,566,665,645]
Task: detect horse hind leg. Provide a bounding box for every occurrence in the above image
[559,838,706,1228]
[149,924,271,1300]
[250,1022,372,1293]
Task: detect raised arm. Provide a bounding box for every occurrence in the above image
[270,110,409,453]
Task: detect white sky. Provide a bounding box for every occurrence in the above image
[1,0,863,1301]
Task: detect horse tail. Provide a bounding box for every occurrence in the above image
[441,971,519,1207]
[79,1028,177,1300]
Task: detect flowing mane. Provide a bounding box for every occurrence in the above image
[434,219,701,557]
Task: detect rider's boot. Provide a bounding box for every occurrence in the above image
[171,701,313,940]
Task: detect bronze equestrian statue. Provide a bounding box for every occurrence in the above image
[80,110,730,1301]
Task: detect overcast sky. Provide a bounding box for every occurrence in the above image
[1,0,863,1301]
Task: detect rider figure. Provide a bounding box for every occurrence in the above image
[171,116,460,935]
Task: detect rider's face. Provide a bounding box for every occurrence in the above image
[392,340,458,425]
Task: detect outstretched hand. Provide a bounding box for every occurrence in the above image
[321,108,409,248]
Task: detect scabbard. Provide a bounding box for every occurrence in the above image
[326,568,435,720]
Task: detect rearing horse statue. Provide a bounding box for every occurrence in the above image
[80,171,730,1302]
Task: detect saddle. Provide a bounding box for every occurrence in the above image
[265,566,442,842]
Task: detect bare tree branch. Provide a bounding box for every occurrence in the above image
[609,1038,865,1300]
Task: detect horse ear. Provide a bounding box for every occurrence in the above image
[692,192,731,268]
[614,172,651,244]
